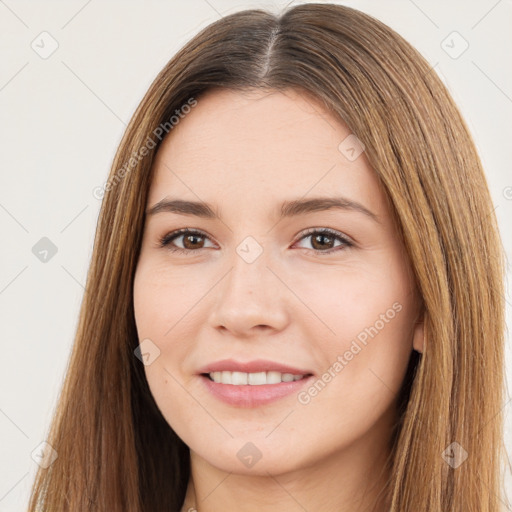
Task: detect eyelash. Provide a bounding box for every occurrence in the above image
[158,227,353,256]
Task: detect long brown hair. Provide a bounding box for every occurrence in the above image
[29,3,506,511]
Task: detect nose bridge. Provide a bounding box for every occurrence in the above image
[209,236,289,333]
[225,236,274,301]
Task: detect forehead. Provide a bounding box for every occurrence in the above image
[148,88,385,218]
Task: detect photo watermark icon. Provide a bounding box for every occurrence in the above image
[442,441,468,468]
[338,133,365,161]
[92,97,198,200]
[134,338,161,366]
[297,301,402,405]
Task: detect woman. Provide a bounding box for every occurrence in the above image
[28,3,507,511]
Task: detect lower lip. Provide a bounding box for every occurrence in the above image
[200,374,314,408]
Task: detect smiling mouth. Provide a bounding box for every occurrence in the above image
[202,371,312,385]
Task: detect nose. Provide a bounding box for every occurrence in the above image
[208,245,290,337]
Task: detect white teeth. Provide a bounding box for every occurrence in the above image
[266,371,282,384]
[248,372,266,385]
[208,371,307,385]
[221,371,232,384]
[231,371,247,385]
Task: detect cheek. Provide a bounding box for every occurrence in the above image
[303,266,416,401]
[332,305,413,395]
[133,248,417,440]
[133,263,164,336]
[133,261,214,427]
[291,306,415,457]
[133,260,204,337]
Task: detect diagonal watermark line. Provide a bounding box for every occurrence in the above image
[200,0,223,18]
[423,61,440,79]
[199,471,233,503]
[163,367,234,438]
[473,396,512,440]
[0,0,29,28]
[266,409,294,437]
[265,266,336,335]
[407,0,439,29]
[471,0,503,30]
[475,463,512,510]
[472,61,512,104]
[0,62,29,92]
[0,201,29,232]
[61,0,94,29]
[0,408,29,439]
[60,204,89,233]
[60,265,86,291]
[0,472,29,503]
[0,265,28,295]
[164,267,233,337]
[161,160,233,234]
[368,368,396,396]
[61,61,127,125]
[265,472,310,511]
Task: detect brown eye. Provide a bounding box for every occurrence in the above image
[159,227,352,256]
[182,233,205,249]
[159,229,214,254]
[310,232,335,250]
[295,228,353,255]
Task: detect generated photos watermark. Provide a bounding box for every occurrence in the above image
[297,301,403,405]
[92,97,198,200]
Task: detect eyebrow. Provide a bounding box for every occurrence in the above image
[146,196,379,223]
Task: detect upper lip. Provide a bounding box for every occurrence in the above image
[198,359,314,375]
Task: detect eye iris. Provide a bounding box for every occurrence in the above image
[311,233,334,250]
[165,229,346,253]
[183,233,204,249]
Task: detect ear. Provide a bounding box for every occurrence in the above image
[412,317,424,354]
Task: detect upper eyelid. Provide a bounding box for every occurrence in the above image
[298,227,353,243]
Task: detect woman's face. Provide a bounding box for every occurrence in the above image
[133,88,423,476]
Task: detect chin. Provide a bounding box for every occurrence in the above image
[190,437,304,476]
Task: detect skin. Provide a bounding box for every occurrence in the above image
[133,87,424,512]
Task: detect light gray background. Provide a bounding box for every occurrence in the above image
[0,1,511,510]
